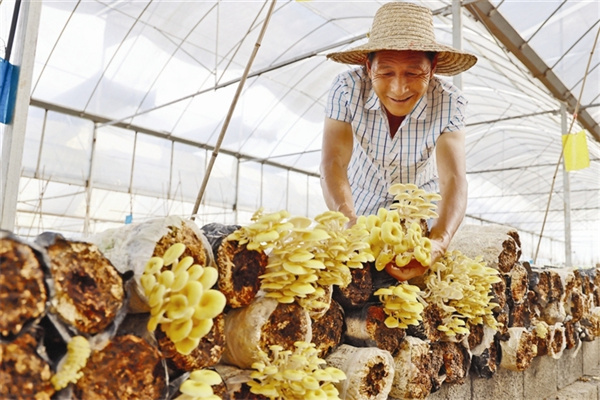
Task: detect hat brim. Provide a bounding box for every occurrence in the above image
[326,41,477,76]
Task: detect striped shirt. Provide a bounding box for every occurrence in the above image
[325,67,467,217]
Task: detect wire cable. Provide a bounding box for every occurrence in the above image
[534,24,600,264]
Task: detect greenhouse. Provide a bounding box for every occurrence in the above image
[1,0,599,266]
[1,1,600,398]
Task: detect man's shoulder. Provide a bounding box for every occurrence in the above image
[429,76,463,98]
[334,66,369,85]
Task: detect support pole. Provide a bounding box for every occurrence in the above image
[560,103,572,267]
[191,0,277,219]
[1,1,42,231]
[452,0,463,90]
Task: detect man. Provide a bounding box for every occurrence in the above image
[320,2,477,281]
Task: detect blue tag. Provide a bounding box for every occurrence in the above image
[125,214,133,224]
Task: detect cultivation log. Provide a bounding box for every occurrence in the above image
[221,296,312,369]
[389,336,443,400]
[92,216,213,313]
[0,231,48,338]
[0,331,55,400]
[447,224,521,273]
[344,303,406,356]
[36,232,127,336]
[325,344,395,400]
[311,299,345,357]
[499,327,538,371]
[72,334,167,399]
[202,223,268,309]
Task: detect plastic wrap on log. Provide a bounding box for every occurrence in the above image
[213,364,268,399]
[0,231,48,338]
[91,216,213,313]
[508,295,532,328]
[73,334,167,399]
[546,323,567,359]
[499,327,538,371]
[0,331,55,400]
[432,341,470,385]
[563,319,581,349]
[530,267,567,324]
[344,303,406,356]
[156,313,225,371]
[447,224,521,273]
[469,325,501,379]
[35,232,126,335]
[221,296,312,369]
[389,336,443,400]
[201,223,268,309]
[215,237,268,309]
[311,299,344,357]
[325,344,395,400]
[506,263,529,305]
[406,303,445,343]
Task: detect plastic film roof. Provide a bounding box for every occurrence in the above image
[1,0,599,266]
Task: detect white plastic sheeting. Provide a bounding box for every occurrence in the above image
[1,0,598,266]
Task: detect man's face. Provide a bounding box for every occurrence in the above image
[367,50,436,117]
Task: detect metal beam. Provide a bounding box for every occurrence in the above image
[465,0,600,143]
[29,99,320,179]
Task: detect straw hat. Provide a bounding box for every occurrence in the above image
[326,2,477,76]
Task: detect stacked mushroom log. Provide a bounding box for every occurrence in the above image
[3,196,600,399]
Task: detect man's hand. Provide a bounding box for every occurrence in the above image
[385,259,428,281]
[384,237,447,281]
[428,237,446,267]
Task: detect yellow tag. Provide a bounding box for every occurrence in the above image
[562,130,590,172]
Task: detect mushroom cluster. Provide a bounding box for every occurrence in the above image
[229,209,373,314]
[357,208,432,271]
[423,250,502,337]
[140,243,226,355]
[175,369,222,400]
[248,341,347,400]
[51,335,91,390]
[226,209,294,252]
[373,283,425,329]
[388,183,441,223]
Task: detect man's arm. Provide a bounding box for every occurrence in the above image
[386,129,467,281]
[320,117,357,225]
[429,129,468,264]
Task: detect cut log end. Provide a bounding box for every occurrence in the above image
[0,235,47,338]
[0,332,55,400]
[73,334,167,400]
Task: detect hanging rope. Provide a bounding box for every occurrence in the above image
[191,0,277,220]
[533,25,600,264]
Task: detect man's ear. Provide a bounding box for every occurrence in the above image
[365,57,373,77]
[430,53,439,76]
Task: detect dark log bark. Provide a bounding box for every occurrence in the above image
[333,262,375,309]
[0,232,48,338]
[433,341,470,385]
[311,299,344,358]
[344,304,406,357]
